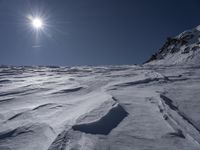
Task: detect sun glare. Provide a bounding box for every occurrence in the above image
[32,17,43,29]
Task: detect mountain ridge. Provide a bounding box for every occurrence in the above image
[146,25,200,65]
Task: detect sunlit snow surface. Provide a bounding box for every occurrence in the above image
[0,65,200,150]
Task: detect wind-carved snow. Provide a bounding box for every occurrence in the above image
[159,94,200,144]
[1,59,200,149]
[72,102,128,135]
[48,99,128,150]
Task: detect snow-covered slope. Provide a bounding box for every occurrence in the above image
[0,65,200,150]
[146,25,200,65]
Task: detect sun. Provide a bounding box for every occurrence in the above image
[27,15,45,31]
[32,17,43,29]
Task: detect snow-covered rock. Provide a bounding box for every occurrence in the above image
[146,25,200,65]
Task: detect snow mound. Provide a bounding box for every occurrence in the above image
[0,123,55,150]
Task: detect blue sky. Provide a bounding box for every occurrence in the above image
[0,0,200,65]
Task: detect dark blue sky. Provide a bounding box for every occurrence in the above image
[0,0,200,66]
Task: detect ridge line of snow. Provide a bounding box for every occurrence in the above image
[158,94,200,147]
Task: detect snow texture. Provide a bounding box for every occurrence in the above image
[0,64,200,150]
